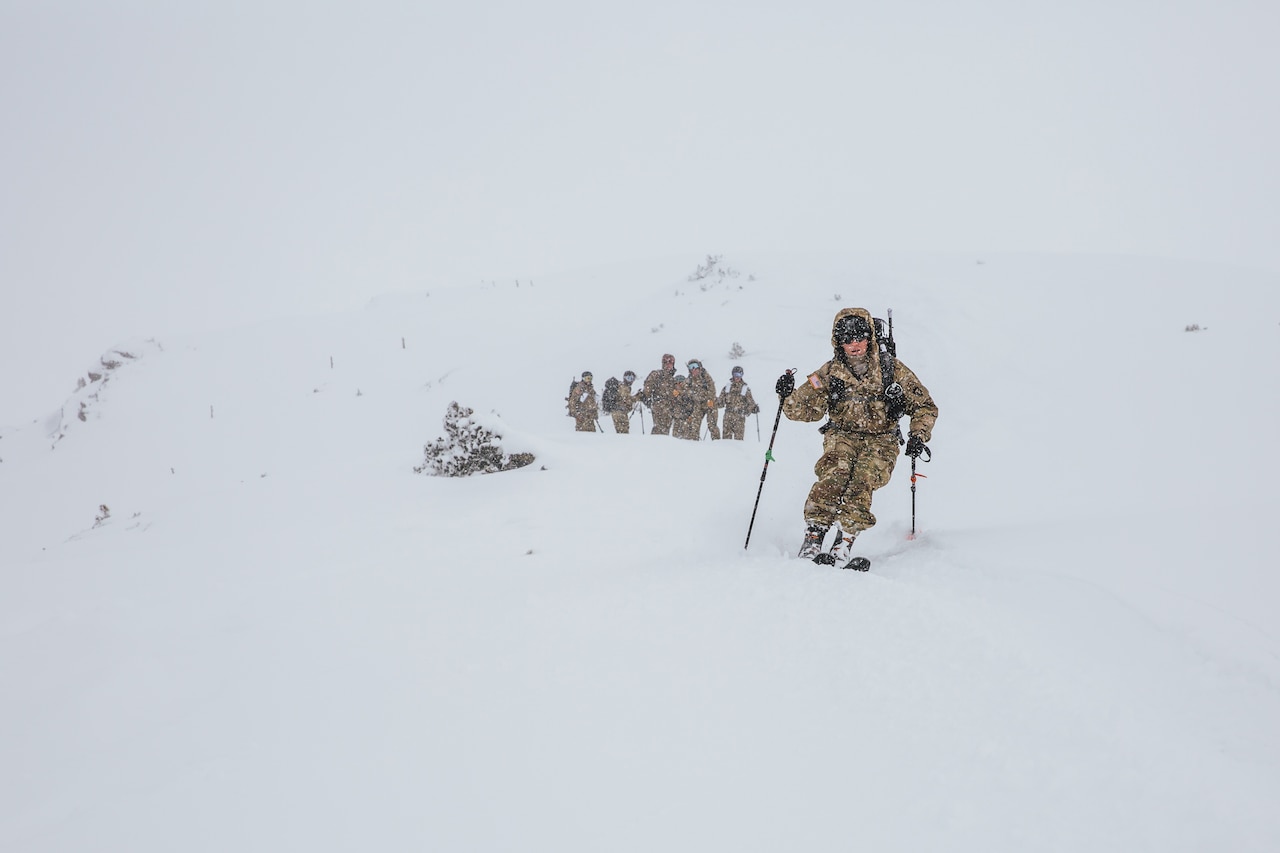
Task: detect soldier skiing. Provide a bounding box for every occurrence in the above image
[638,353,678,436]
[684,358,719,440]
[603,370,640,434]
[775,308,937,569]
[566,370,600,432]
[717,365,760,440]
[670,374,699,440]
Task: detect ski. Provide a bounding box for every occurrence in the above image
[811,553,871,571]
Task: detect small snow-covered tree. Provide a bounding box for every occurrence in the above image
[415,402,534,477]
[687,254,742,289]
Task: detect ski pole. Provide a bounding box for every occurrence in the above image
[755,411,760,442]
[909,457,928,539]
[745,370,793,550]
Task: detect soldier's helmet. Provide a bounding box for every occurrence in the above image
[731,366,744,379]
[687,359,702,371]
[581,371,593,381]
[675,374,687,383]
[624,370,636,383]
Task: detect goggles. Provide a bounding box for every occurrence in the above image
[731,368,744,377]
[834,315,871,344]
[687,361,701,370]
[581,372,593,380]
[624,372,636,382]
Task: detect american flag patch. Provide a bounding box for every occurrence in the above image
[808,374,822,389]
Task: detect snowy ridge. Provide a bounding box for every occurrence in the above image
[41,339,162,447]
[2,252,1280,852]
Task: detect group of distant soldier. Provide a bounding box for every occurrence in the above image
[565,353,760,440]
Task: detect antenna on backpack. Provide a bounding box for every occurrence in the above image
[879,308,906,442]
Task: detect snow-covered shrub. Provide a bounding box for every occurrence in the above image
[415,402,534,477]
[687,254,741,289]
[727,341,745,360]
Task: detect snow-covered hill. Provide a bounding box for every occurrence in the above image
[3,252,1280,851]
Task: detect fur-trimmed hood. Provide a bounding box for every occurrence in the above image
[830,306,884,378]
[829,306,877,348]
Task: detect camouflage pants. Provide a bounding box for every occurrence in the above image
[573,415,597,432]
[722,413,747,440]
[611,410,630,434]
[693,405,720,440]
[804,431,900,534]
[649,402,674,436]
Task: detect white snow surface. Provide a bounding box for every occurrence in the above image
[3,252,1280,851]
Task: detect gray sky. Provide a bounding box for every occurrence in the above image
[3,0,1279,421]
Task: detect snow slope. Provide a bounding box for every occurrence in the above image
[3,252,1279,851]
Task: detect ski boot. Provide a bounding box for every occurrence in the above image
[817,528,871,571]
[816,529,854,566]
[797,524,829,561]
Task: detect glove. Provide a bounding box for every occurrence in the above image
[750,405,760,415]
[905,434,929,459]
[827,377,847,406]
[706,399,715,409]
[775,372,795,399]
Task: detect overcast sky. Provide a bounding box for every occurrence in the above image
[3,0,1279,421]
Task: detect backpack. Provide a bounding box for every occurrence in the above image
[602,377,620,413]
[873,313,907,423]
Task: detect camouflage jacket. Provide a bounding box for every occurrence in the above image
[568,380,598,419]
[685,366,717,411]
[717,380,760,417]
[614,380,639,412]
[670,382,697,420]
[639,368,676,408]
[783,307,938,442]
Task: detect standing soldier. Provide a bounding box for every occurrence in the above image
[566,370,599,432]
[684,358,720,440]
[670,374,698,439]
[776,308,938,568]
[639,353,678,436]
[606,370,640,434]
[717,365,760,440]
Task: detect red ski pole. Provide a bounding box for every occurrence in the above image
[909,457,928,539]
